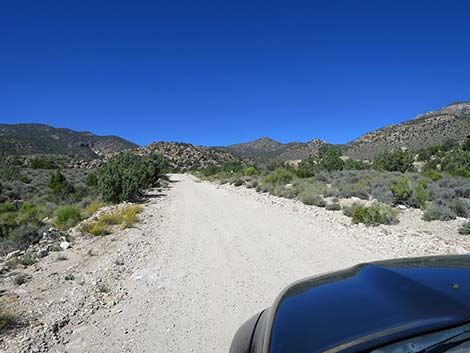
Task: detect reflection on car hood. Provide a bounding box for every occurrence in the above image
[267,255,470,353]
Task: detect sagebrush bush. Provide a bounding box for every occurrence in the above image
[347,202,398,226]
[300,192,326,207]
[448,198,470,218]
[422,202,456,221]
[458,221,470,235]
[29,156,58,169]
[262,168,295,185]
[326,203,341,211]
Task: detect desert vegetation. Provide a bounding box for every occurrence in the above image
[0,152,167,255]
[195,142,470,227]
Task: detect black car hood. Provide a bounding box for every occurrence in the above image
[264,255,470,353]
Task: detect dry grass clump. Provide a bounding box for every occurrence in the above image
[79,205,143,236]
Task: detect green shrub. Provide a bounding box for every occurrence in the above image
[448,198,470,218]
[422,203,456,221]
[318,146,345,172]
[389,177,413,205]
[415,180,430,209]
[85,172,98,187]
[243,167,258,177]
[233,179,244,187]
[18,255,37,267]
[296,158,318,178]
[374,149,415,173]
[262,168,295,185]
[440,149,470,178]
[337,183,369,200]
[0,309,14,333]
[458,221,470,235]
[347,203,398,226]
[14,275,26,286]
[422,169,442,181]
[97,153,166,203]
[326,203,341,211]
[300,192,326,207]
[29,156,58,169]
[53,206,82,230]
[345,160,370,170]
[48,170,75,195]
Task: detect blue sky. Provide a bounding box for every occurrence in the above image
[1,0,469,147]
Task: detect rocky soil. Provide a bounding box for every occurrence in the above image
[0,174,468,353]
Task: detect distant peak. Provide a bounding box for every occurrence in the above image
[256,136,279,143]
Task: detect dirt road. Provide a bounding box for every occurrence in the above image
[61,174,383,353]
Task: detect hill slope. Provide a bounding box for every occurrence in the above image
[0,123,138,159]
[220,137,327,161]
[137,141,238,171]
[343,102,470,160]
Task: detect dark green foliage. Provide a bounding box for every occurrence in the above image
[223,161,244,173]
[28,156,58,169]
[318,146,344,172]
[85,172,98,187]
[440,149,470,178]
[14,275,26,286]
[296,157,317,178]
[97,153,167,203]
[463,138,470,152]
[48,170,75,195]
[0,166,30,183]
[374,149,415,173]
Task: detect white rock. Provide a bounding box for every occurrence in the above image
[398,205,407,210]
[60,241,70,250]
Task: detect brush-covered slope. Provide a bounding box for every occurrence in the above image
[0,123,138,159]
[344,102,470,160]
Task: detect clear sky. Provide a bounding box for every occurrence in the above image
[1,1,469,147]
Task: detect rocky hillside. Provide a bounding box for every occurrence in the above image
[135,141,239,171]
[344,102,470,160]
[220,137,323,160]
[0,123,138,160]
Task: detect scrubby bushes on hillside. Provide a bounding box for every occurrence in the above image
[262,168,295,185]
[29,156,59,169]
[48,169,75,196]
